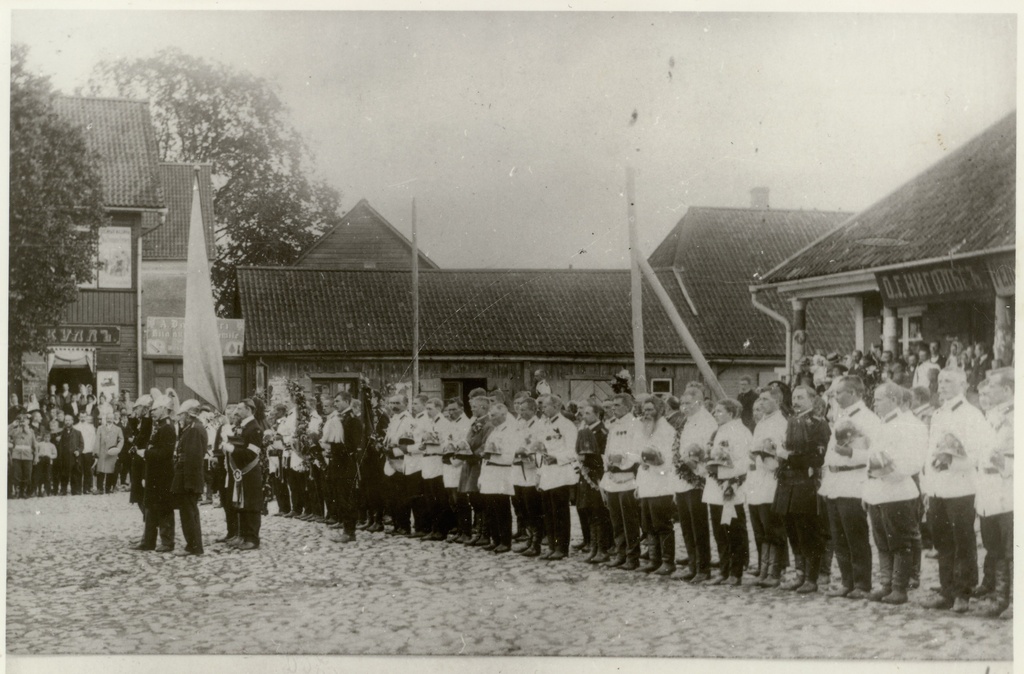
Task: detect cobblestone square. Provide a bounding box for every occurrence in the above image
[6,493,1013,659]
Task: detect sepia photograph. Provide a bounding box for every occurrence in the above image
[4,3,1017,668]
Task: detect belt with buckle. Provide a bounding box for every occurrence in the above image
[828,464,867,473]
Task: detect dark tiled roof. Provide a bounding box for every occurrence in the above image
[649,207,856,356]
[295,199,439,269]
[142,163,216,260]
[762,111,1016,284]
[52,96,164,210]
[238,267,705,358]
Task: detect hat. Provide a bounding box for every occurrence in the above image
[178,399,202,417]
[133,394,153,409]
[826,351,841,364]
[752,437,778,458]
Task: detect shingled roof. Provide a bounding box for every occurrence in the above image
[761,111,1016,284]
[294,199,439,270]
[649,207,857,356]
[52,96,164,210]
[238,267,700,358]
[142,163,216,260]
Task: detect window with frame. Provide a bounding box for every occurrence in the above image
[650,378,673,397]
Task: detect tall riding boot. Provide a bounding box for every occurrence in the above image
[640,532,662,573]
[655,531,676,575]
[881,552,909,604]
[972,555,998,598]
[514,526,534,553]
[977,560,1011,618]
[759,545,782,588]
[590,521,610,564]
[755,543,770,585]
[781,553,807,591]
[818,546,834,587]
[910,536,923,589]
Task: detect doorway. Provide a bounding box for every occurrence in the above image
[441,377,487,415]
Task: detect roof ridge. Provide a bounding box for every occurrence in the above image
[160,161,214,168]
[58,94,150,105]
[686,205,854,215]
[237,266,632,274]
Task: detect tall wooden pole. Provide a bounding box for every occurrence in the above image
[411,198,419,395]
[627,167,647,395]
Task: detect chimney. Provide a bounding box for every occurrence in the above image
[750,187,770,210]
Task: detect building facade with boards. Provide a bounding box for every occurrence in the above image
[236,197,856,408]
[755,111,1015,367]
[20,97,167,403]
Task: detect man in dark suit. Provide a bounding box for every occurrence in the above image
[576,402,612,563]
[226,398,264,551]
[54,415,83,496]
[323,391,364,543]
[737,376,759,432]
[171,400,207,556]
[773,384,830,594]
[132,396,177,552]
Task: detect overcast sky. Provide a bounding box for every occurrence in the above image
[11,10,1017,269]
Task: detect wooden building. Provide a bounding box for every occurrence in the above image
[755,111,1015,367]
[21,97,166,403]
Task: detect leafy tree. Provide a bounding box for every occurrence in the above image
[9,44,108,385]
[88,47,343,315]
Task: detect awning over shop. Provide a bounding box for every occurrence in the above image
[47,347,96,372]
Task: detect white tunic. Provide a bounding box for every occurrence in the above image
[441,414,472,489]
[635,417,677,498]
[383,410,416,477]
[925,394,994,499]
[599,414,640,493]
[671,407,717,494]
[536,413,579,491]
[976,401,1013,516]
[478,418,516,496]
[420,414,446,480]
[862,410,925,506]
[819,400,882,499]
[747,411,788,506]
[512,416,542,488]
[702,419,752,506]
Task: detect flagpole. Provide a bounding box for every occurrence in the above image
[411,197,419,396]
[627,167,647,395]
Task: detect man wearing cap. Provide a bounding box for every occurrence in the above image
[225,399,265,550]
[921,369,995,612]
[127,395,154,515]
[820,375,881,599]
[864,382,926,605]
[132,394,177,552]
[171,400,207,556]
[8,414,36,498]
[576,402,612,564]
[972,368,1013,619]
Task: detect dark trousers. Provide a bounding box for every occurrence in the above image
[827,496,873,591]
[54,461,72,495]
[484,493,512,547]
[142,507,175,548]
[12,459,32,497]
[709,503,748,578]
[452,489,472,537]
[584,503,614,553]
[98,472,118,494]
[335,456,359,535]
[359,458,387,525]
[219,484,239,539]
[425,477,454,536]
[606,488,641,562]
[469,492,487,538]
[515,485,545,546]
[511,490,526,534]
[640,495,676,565]
[750,503,789,568]
[118,454,132,485]
[929,494,978,600]
[238,510,261,545]
[980,511,1013,588]
[34,457,52,496]
[271,470,291,514]
[176,494,204,553]
[541,486,572,554]
[78,454,96,494]
[675,490,711,574]
[408,473,430,533]
[390,473,412,532]
[868,499,917,591]
[286,469,307,515]
[577,507,592,545]
[785,512,823,582]
[306,467,325,517]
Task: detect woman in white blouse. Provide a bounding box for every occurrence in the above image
[701,398,753,586]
